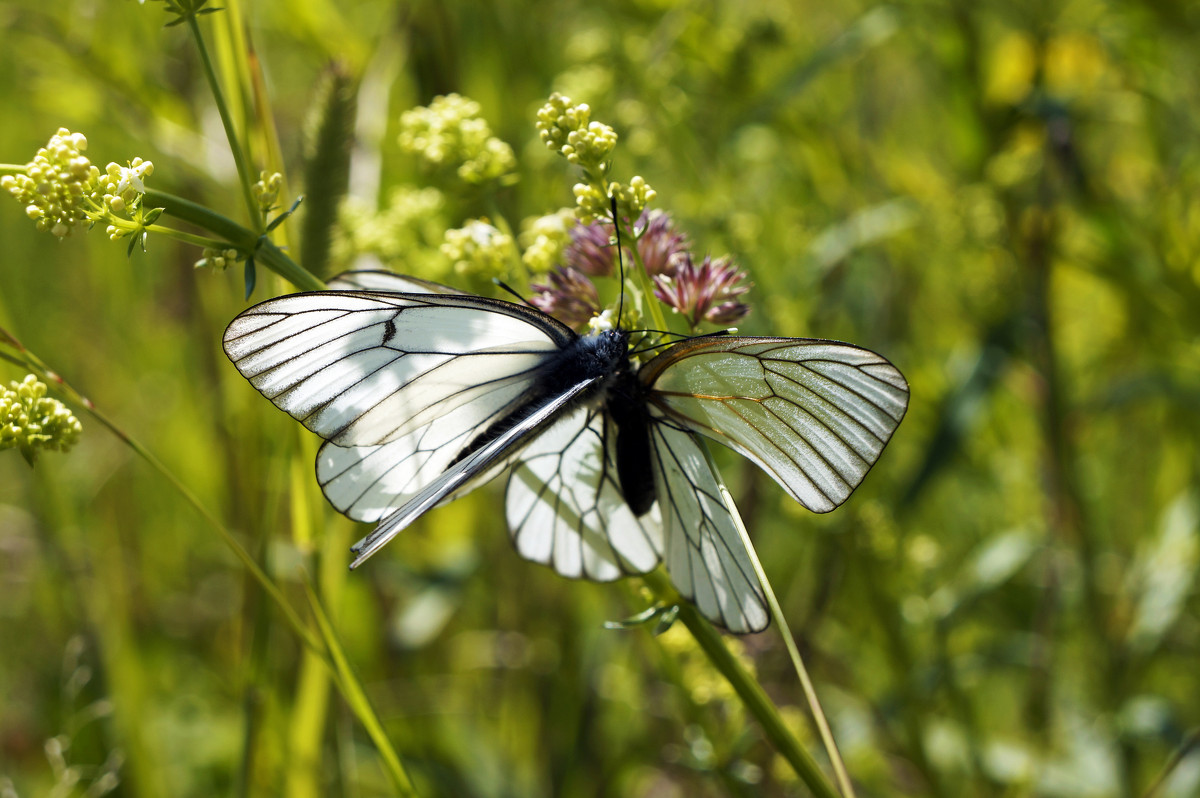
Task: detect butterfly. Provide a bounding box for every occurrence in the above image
[222,269,909,633]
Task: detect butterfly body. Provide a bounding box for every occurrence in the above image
[224,270,909,632]
[449,327,631,470]
[608,361,660,516]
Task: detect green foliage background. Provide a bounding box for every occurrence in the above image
[2,0,1199,796]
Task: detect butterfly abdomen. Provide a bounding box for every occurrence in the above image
[608,370,656,516]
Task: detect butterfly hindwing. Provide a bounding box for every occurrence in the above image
[505,406,663,581]
[325,270,467,295]
[648,419,769,634]
[643,337,909,514]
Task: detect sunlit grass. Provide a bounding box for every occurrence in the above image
[2,1,1200,796]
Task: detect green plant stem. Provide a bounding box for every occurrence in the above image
[694,442,855,796]
[185,13,264,232]
[2,332,415,791]
[711,477,857,798]
[143,189,324,291]
[0,332,325,658]
[287,439,335,798]
[617,216,670,333]
[1140,727,1200,798]
[120,220,229,251]
[305,584,419,797]
[642,570,839,798]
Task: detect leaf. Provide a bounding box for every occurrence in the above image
[603,603,680,631]
[1126,490,1199,653]
[300,62,357,280]
[930,528,1038,621]
[243,258,257,300]
[804,198,919,277]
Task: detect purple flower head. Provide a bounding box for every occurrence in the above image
[562,210,690,278]
[530,265,601,329]
[636,210,690,276]
[652,254,752,328]
[564,219,616,277]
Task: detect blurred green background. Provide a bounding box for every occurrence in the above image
[2,0,1199,796]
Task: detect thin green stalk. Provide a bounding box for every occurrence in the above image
[286,438,335,798]
[702,448,857,798]
[143,189,325,292]
[0,331,326,658]
[619,217,670,334]
[144,190,256,244]
[304,583,419,797]
[1140,727,1200,798]
[3,332,419,790]
[184,13,264,231]
[234,529,273,798]
[643,569,838,798]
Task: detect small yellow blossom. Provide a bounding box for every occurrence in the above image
[335,186,449,277]
[1,375,82,464]
[572,183,611,224]
[609,175,655,220]
[1,128,100,237]
[441,219,515,279]
[251,171,283,212]
[519,208,576,272]
[99,157,154,214]
[398,94,517,186]
[537,93,617,172]
[195,247,242,271]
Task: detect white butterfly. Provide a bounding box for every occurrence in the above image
[222,270,909,633]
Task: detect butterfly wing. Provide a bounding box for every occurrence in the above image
[325,270,467,295]
[505,406,663,581]
[314,270,484,522]
[316,419,507,524]
[223,289,578,528]
[643,336,909,514]
[349,374,603,566]
[648,419,769,633]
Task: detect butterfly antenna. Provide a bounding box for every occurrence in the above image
[492,278,539,309]
[610,194,626,328]
[629,328,734,357]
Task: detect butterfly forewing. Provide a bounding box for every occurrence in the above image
[224,292,573,446]
[505,406,663,581]
[224,289,580,524]
[318,428,479,523]
[348,373,605,566]
[643,337,909,514]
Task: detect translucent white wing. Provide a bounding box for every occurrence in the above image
[349,377,600,566]
[649,419,768,634]
[318,426,487,524]
[223,291,574,448]
[505,407,662,581]
[643,337,909,514]
[308,272,510,521]
[224,290,577,522]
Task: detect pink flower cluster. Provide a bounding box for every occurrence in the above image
[531,211,750,330]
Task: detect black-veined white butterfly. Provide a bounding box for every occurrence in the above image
[222,269,908,633]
